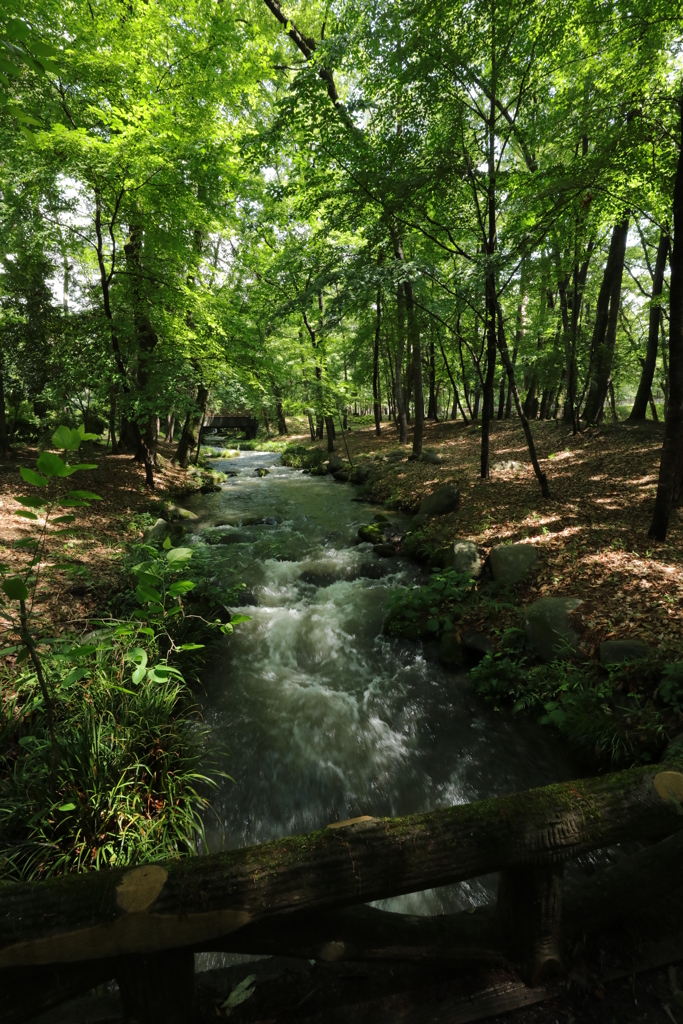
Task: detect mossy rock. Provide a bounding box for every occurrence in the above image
[358,523,386,544]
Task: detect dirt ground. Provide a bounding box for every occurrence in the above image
[330,416,683,658]
[0,439,207,637]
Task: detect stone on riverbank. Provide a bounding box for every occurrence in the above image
[420,449,443,465]
[444,540,482,577]
[489,543,538,584]
[439,632,465,670]
[358,523,385,544]
[417,484,460,518]
[599,639,651,665]
[349,465,371,485]
[524,596,583,662]
[327,453,345,472]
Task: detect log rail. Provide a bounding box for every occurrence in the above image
[2,762,683,1022]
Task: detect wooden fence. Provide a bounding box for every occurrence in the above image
[2,761,683,1023]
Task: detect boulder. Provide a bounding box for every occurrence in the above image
[167,504,198,521]
[489,543,538,585]
[374,543,397,558]
[333,470,350,482]
[524,597,583,662]
[444,540,482,578]
[356,561,391,580]
[328,453,345,472]
[358,523,385,544]
[417,484,460,518]
[410,513,428,530]
[461,630,494,658]
[438,633,465,670]
[300,571,339,588]
[349,465,371,485]
[421,449,443,465]
[255,468,269,477]
[146,518,169,543]
[599,640,651,665]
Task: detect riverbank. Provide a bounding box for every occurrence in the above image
[0,439,227,881]
[292,417,683,767]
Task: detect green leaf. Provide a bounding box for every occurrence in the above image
[19,467,48,487]
[61,667,89,686]
[4,104,41,126]
[58,803,76,812]
[30,40,60,59]
[68,490,101,500]
[77,424,98,441]
[166,547,193,565]
[69,463,97,473]
[37,451,69,477]
[0,56,22,77]
[7,19,31,40]
[52,515,76,524]
[168,580,196,597]
[15,495,47,508]
[426,618,440,632]
[52,425,81,451]
[2,577,28,601]
[132,666,145,684]
[0,645,21,656]
[162,535,172,550]
[15,510,38,520]
[229,614,252,625]
[59,499,90,507]
[14,538,38,548]
[178,643,205,650]
[136,584,162,604]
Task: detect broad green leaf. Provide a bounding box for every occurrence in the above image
[52,515,76,523]
[15,510,38,520]
[37,451,69,477]
[178,643,205,650]
[166,547,193,565]
[52,425,82,450]
[77,424,98,440]
[30,40,60,59]
[228,614,251,625]
[61,667,89,686]
[7,19,31,40]
[14,538,38,548]
[2,577,28,601]
[67,645,98,658]
[162,536,172,550]
[0,56,22,77]
[15,496,47,508]
[136,584,162,604]
[19,467,48,487]
[59,499,90,507]
[0,645,21,656]
[5,106,41,126]
[68,464,97,472]
[58,803,76,812]
[68,490,102,500]
[168,580,196,596]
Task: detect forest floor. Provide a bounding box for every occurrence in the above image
[328,415,683,659]
[0,439,212,635]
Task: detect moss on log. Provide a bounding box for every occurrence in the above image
[1,763,682,969]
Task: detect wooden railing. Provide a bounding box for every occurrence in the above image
[2,761,683,1024]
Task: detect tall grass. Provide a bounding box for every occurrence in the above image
[0,636,219,881]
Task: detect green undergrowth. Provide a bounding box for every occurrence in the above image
[470,629,683,768]
[384,568,476,641]
[281,444,328,472]
[0,626,221,881]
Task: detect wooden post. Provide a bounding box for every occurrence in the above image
[498,864,564,986]
[117,949,195,1024]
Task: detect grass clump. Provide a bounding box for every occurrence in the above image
[469,631,680,768]
[384,568,475,641]
[0,629,219,881]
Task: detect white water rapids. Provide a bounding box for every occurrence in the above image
[183,447,578,915]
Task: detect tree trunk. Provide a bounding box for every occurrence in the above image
[0,356,11,457]
[373,284,382,435]
[427,339,437,419]
[325,416,335,452]
[276,400,288,435]
[307,411,316,440]
[394,280,408,442]
[583,217,630,423]
[173,386,208,469]
[496,302,550,498]
[438,333,468,424]
[629,228,669,421]
[404,280,424,456]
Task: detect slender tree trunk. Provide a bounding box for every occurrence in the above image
[649,103,683,541]
[438,333,468,424]
[0,356,11,457]
[373,284,382,435]
[649,390,659,422]
[325,416,335,452]
[394,280,408,442]
[307,411,316,441]
[174,386,208,469]
[481,55,498,479]
[427,339,438,419]
[583,217,630,423]
[496,303,550,498]
[404,280,424,456]
[630,229,669,421]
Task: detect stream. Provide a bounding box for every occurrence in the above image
[183,445,579,917]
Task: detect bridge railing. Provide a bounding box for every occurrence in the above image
[2,762,683,1023]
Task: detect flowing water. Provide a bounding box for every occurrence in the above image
[184,446,579,915]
